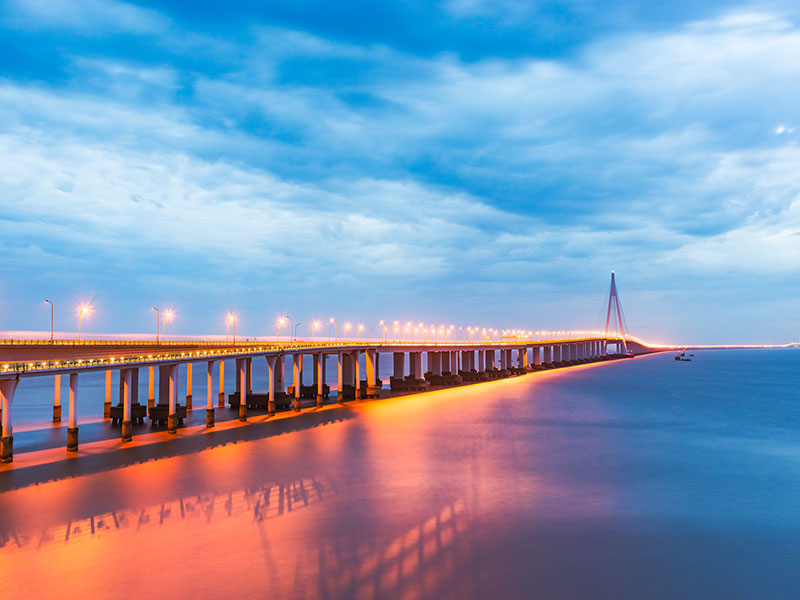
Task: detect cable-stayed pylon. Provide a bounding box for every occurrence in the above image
[604,271,629,355]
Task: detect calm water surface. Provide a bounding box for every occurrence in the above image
[1,349,799,599]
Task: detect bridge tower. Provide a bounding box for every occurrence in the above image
[604,271,629,355]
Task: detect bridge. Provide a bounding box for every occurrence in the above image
[0,335,655,462]
[0,273,658,463]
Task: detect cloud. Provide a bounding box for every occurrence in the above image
[2,5,800,341]
[3,0,168,35]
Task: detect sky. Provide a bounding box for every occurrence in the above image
[1,0,799,344]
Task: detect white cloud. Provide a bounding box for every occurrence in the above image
[3,0,168,35]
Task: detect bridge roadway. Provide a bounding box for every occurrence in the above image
[0,336,649,462]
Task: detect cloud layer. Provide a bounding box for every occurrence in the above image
[1,1,799,343]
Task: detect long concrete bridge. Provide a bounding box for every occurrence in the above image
[0,335,653,462]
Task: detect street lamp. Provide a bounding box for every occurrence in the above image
[294,322,301,342]
[277,317,285,342]
[226,312,236,343]
[44,299,54,342]
[226,312,235,342]
[77,305,91,341]
[163,309,174,341]
[151,307,160,342]
[330,318,337,342]
[283,315,293,341]
[312,320,321,342]
[344,322,352,340]
[357,324,364,340]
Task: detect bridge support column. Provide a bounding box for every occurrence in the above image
[534,346,542,369]
[239,359,248,421]
[337,351,344,403]
[168,364,179,433]
[393,352,404,382]
[411,352,423,382]
[0,377,18,462]
[429,352,441,376]
[478,350,485,372]
[206,360,215,427]
[315,353,324,407]
[53,374,61,423]
[148,366,155,408]
[354,351,362,400]
[218,360,226,407]
[365,349,378,397]
[293,353,302,411]
[122,368,133,442]
[266,356,277,415]
[441,351,451,374]
[67,372,79,451]
[185,362,193,410]
[104,369,112,418]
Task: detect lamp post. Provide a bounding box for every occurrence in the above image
[151,307,160,342]
[357,324,364,341]
[283,315,293,342]
[344,322,351,341]
[369,326,374,342]
[294,322,301,342]
[277,317,284,342]
[77,305,90,341]
[44,299,54,342]
[330,318,337,342]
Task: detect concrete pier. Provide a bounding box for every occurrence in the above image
[238,359,248,422]
[218,360,225,407]
[206,360,215,427]
[67,372,79,451]
[148,365,155,408]
[0,377,18,462]
[185,362,193,410]
[104,369,112,418]
[168,364,178,434]
[52,374,61,423]
[121,368,132,442]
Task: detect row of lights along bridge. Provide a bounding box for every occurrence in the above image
[34,301,599,344]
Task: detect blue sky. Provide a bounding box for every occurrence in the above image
[1,0,799,343]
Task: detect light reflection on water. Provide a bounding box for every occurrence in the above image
[1,350,800,599]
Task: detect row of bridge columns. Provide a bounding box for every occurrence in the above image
[0,341,609,462]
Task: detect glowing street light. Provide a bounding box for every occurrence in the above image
[380,320,387,343]
[357,324,364,340]
[44,299,54,342]
[329,318,337,342]
[344,322,352,340]
[294,322,301,342]
[276,317,285,342]
[312,320,321,342]
[226,312,237,343]
[163,309,174,340]
[77,304,91,342]
[151,307,160,342]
